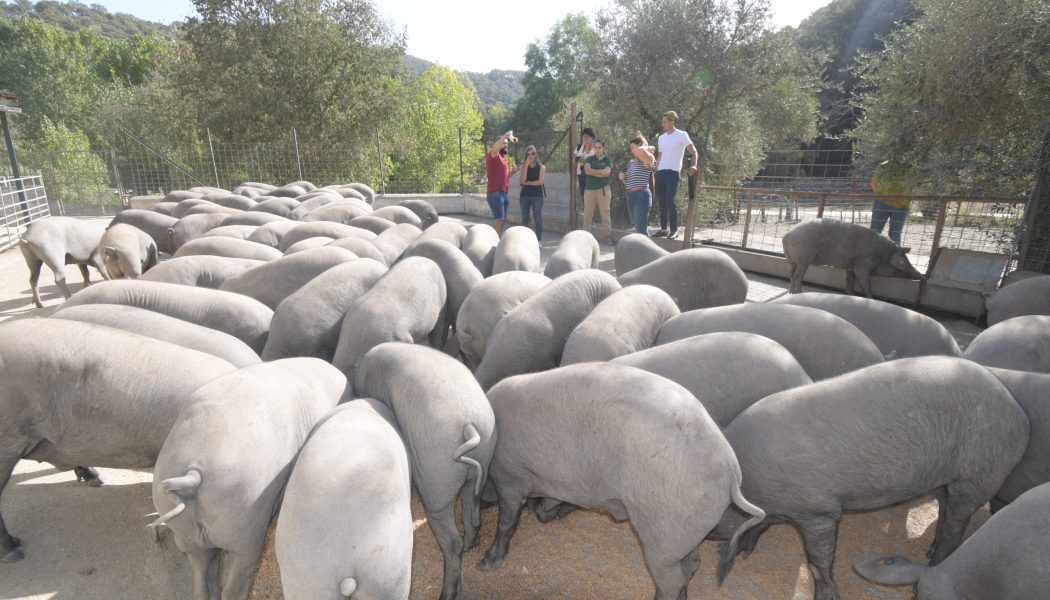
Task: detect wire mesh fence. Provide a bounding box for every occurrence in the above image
[0,174,50,251]
[0,125,1042,275]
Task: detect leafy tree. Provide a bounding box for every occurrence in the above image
[851,0,1049,193]
[0,15,168,144]
[512,13,600,131]
[21,117,112,206]
[176,0,406,152]
[391,65,484,193]
[793,0,914,137]
[850,0,1050,271]
[592,0,821,179]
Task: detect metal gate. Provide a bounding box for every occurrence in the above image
[0,174,51,252]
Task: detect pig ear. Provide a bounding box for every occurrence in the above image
[900,246,912,254]
[854,556,928,586]
[103,246,117,258]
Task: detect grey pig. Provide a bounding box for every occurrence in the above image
[99,223,158,279]
[218,211,288,227]
[612,332,812,427]
[0,318,235,562]
[19,216,108,307]
[182,203,240,217]
[404,220,468,254]
[245,219,299,248]
[775,292,961,358]
[985,274,1050,325]
[201,225,259,240]
[283,237,336,254]
[262,259,388,361]
[614,233,668,276]
[455,271,549,370]
[617,248,748,311]
[782,218,922,297]
[109,209,178,254]
[61,279,273,353]
[479,362,765,600]
[346,215,395,234]
[398,198,439,229]
[543,230,600,279]
[855,481,1050,600]
[140,256,265,289]
[249,197,299,218]
[50,304,261,367]
[345,182,375,203]
[461,223,499,277]
[371,223,423,265]
[491,225,540,274]
[173,236,283,261]
[150,358,347,600]
[985,367,1050,511]
[473,269,620,389]
[219,246,358,310]
[278,222,376,252]
[326,236,388,265]
[302,202,373,224]
[401,238,484,347]
[714,356,1029,600]
[371,205,422,227]
[656,303,884,380]
[332,257,447,376]
[276,399,412,600]
[562,284,679,364]
[353,343,495,600]
[963,315,1050,373]
[168,212,228,251]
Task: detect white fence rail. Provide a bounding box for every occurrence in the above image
[1,174,50,252]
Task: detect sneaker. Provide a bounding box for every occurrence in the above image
[668,230,679,239]
[605,236,615,246]
[653,229,668,237]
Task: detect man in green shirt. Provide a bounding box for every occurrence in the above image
[869,160,911,244]
[582,139,614,245]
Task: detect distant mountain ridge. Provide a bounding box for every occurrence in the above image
[0,0,174,38]
[403,54,524,110]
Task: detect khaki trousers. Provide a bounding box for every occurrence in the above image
[583,186,612,237]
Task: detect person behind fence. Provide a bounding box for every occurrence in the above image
[518,144,545,241]
[654,111,698,239]
[869,159,911,245]
[618,132,656,236]
[582,139,614,246]
[486,130,519,235]
[574,127,595,200]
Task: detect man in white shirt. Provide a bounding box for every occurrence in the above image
[654,111,698,238]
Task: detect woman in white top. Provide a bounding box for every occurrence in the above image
[617,132,656,236]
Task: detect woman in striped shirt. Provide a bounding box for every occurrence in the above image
[617,133,657,236]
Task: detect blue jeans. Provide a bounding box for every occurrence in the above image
[520,194,544,241]
[870,200,909,244]
[486,191,508,219]
[655,170,681,232]
[626,189,652,235]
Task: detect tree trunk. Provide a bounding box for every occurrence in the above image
[1019,126,1050,273]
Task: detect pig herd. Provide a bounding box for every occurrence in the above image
[3,179,1050,600]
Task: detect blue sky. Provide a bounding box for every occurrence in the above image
[90,0,833,72]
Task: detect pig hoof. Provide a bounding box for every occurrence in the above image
[476,555,503,572]
[74,467,103,487]
[2,541,24,563]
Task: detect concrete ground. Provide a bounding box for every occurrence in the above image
[0,215,985,600]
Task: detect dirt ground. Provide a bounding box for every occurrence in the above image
[0,215,988,600]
